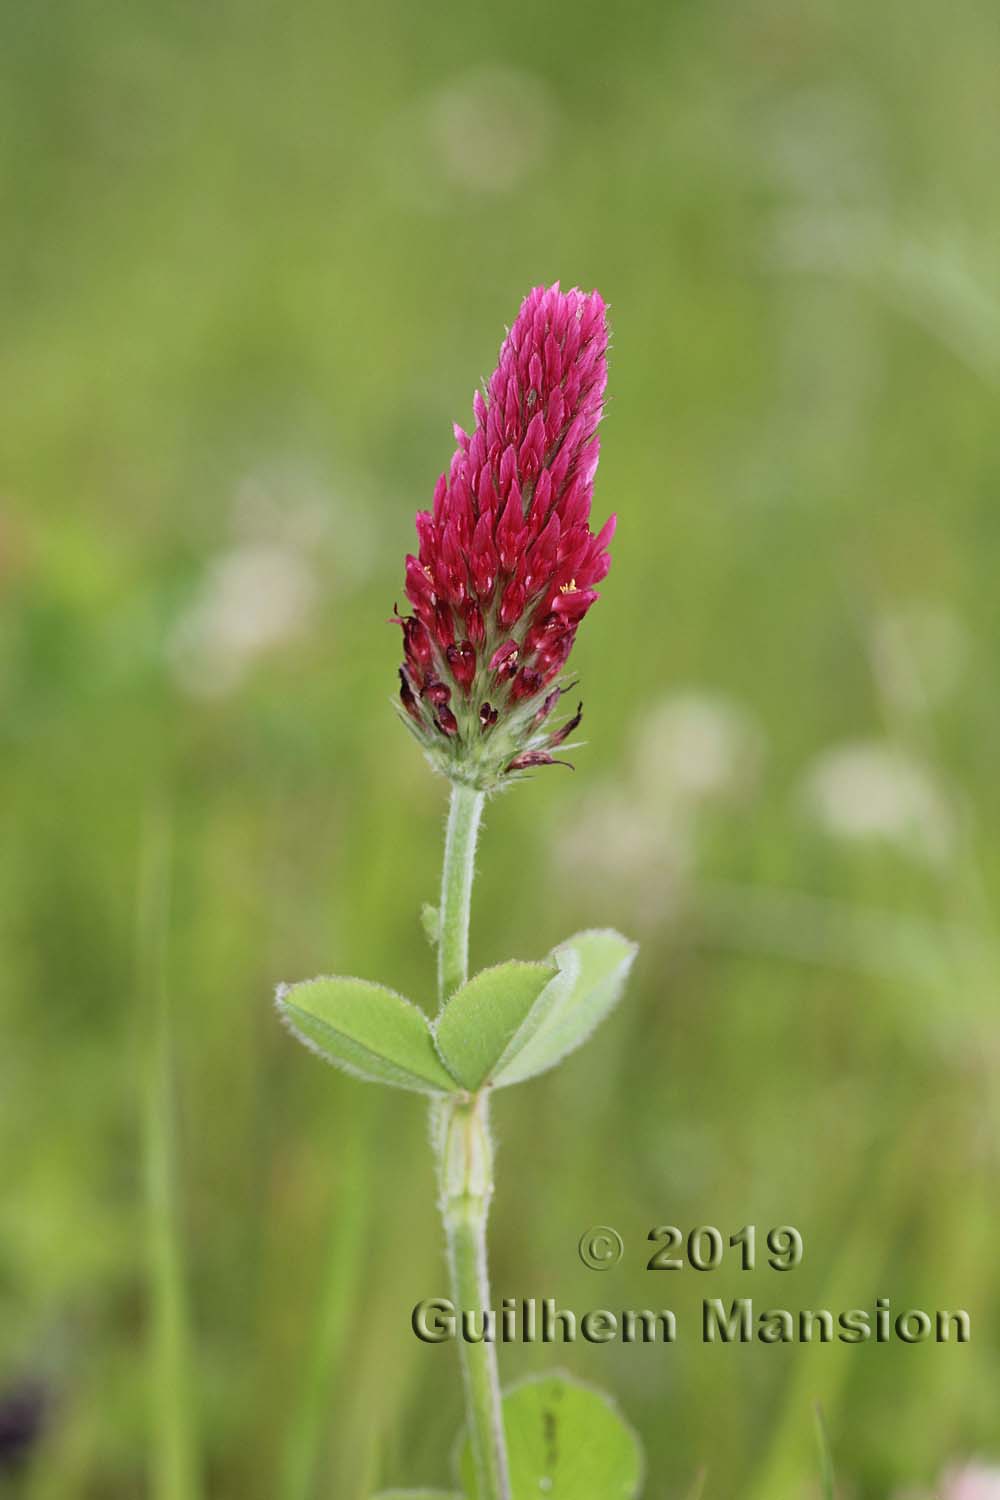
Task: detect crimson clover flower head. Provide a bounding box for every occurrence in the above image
[394,282,614,791]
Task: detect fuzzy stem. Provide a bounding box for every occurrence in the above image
[436,1092,509,1500]
[433,782,510,1500]
[437,782,485,1005]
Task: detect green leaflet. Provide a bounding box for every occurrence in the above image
[277,976,459,1094]
[371,1492,465,1499]
[434,961,558,1090]
[491,929,638,1088]
[456,1374,643,1499]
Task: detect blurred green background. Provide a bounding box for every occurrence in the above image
[2,0,999,1495]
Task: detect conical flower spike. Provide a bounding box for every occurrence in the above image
[394,283,613,791]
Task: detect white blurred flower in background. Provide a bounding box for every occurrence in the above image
[382,67,557,210]
[557,692,765,924]
[761,83,885,207]
[895,1462,1000,1500]
[166,467,375,698]
[428,66,555,194]
[798,740,956,866]
[166,542,318,699]
[633,693,765,807]
[230,468,376,586]
[941,1464,1000,1500]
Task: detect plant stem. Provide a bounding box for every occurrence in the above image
[437,781,485,1005]
[433,782,510,1500]
[438,1094,508,1500]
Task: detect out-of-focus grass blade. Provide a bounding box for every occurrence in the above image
[744,1128,921,1500]
[140,806,203,1500]
[279,1095,372,1500]
[682,1467,707,1500]
[697,883,985,993]
[814,1405,836,1500]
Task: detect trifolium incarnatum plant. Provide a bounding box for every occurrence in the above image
[277,284,641,1500]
